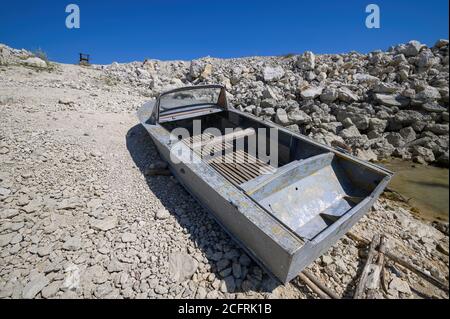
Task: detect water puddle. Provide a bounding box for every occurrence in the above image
[381,158,449,222]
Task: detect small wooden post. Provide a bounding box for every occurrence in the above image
[354,234,380,299]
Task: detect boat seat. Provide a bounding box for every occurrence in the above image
[242,152,361,240]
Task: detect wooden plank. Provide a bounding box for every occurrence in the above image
[191,128,255,149]
[354,234,380,299]
[302,270,339,299]
[347,231,450,293]
[298,273,330,299]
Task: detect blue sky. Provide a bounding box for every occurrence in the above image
[0,0,448,64]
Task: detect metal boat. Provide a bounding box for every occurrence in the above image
[137,84,392,283]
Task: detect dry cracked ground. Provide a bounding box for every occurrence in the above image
[0,62,448,299]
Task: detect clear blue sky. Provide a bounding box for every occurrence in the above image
[0,0,448,64]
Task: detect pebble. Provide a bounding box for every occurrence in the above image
[22,274,50,299]
[155,208,170,220]
[0,40,447,301]
[90,216,118,231]
[121,232,137,243]
[62,236,82,251]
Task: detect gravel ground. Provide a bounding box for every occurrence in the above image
[0,54,448,299]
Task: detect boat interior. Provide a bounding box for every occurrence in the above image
[161,110,388,240]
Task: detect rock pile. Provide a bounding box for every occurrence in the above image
[100,39,450,166]
[0,40,448,299]
[0,44,48,69]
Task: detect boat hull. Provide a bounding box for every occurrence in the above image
[137,94,392,283]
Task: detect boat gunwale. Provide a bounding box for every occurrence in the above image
[145,107,392,241]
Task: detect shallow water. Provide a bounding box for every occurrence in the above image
[382,159,449,222]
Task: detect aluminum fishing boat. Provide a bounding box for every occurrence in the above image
[137,84,392,283]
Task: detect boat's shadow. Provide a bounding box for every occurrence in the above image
[125,124,317,298]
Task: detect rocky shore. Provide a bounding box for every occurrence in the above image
[0,41,448,299]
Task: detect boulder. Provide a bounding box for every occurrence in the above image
[339,125,361,139]
[385,132,405,147]
[354,73,379,86]
[189,60,211,79]
[300,86,323,99]
[426,123,449,135]
[413,86,441,105]
[320,88,339,103]
[373,83,400,94]
[412,146,436,163]
[417,50,439,70]
[369,118,388,133]
[275,108,290,126]
[338,87,359,103]
[288,109,311,124]
[356,148,378,162]
[23,57,47,68]
[297,51,315,70]
[399,126,416,143]
[374,93,410,107]
[403,40,424,57]
[0,45,13,65]
[262,66,285,82]
[260,98,277,109]
[422,103,447,113]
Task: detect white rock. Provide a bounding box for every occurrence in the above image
[300,86,323,99]
[374,93,410,107]
[0,187,10,196]
[168,252,198,283]
[339,125,361,138]
[275,108,290,126]
[262,66,285,82]
[0,233,14,247]
[62,236,82,251]
[23,57,47,68]
[356,149,378,162]
[90,216,118,231]
[338,87,359,103]
[121,232,137,243]
[61,264,80,292]
[22,274,50,298]
[297,51,315,70]
[403,40,424,57]
[389,277,411,294]
[155,208,170,220]
[354,73,380,86]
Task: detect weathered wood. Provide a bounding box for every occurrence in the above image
[354,234,380,299]
[347,231,449,292]
[303,270,339,299]
[384,249,449,292]
[298,272,330,299]
[366,235,387,298]
[191,128,255,149]
[347,231,370,245]
[378,236,389,294]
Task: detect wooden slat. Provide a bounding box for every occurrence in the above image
[191,128,255,149]
[181,131,275,186]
